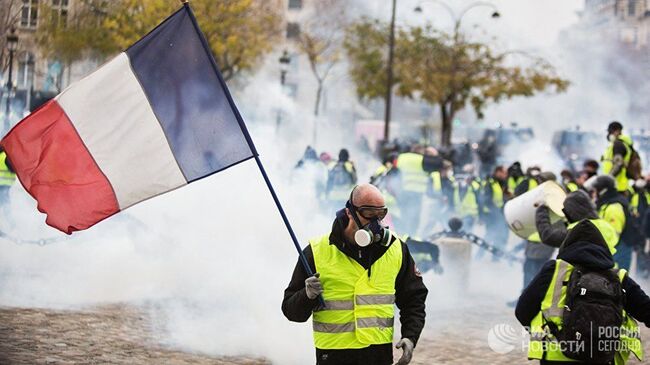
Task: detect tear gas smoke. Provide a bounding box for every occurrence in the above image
[0,1,642,363]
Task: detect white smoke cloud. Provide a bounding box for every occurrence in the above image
[1,1,645,364]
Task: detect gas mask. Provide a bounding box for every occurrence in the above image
[352,217,391,247]
[608,134,616,142]
[345,195,391,247]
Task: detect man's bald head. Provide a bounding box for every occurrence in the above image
[351,183,385,207]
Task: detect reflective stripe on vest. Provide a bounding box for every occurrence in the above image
[310,234,402,349]
[601,135,632,192]
[396,153,428,194]
[528,260,643,362]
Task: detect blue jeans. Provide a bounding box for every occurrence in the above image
[614,242,633,271]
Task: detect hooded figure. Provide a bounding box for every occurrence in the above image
[535,190,600,248]
[515,219,650,364]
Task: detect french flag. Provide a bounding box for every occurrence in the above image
[0,5,256,234]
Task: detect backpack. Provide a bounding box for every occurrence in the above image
[626,146,642,180]
[555,265,625,363]
[328,162,353,187]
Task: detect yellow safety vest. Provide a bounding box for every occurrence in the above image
[599,203,626,238]
[567,219,618,255]
[0,152,16,186]
[431,171,442,193]
[565,182,579,192]
[601,135,633,192]
[396,153,428,194]
[508,176,524,194]
[454,179,481,218]
[528,259,643,364]
[484,178,504,212]
[310,234,403,349]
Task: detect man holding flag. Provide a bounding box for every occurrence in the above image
[282,183,428,365]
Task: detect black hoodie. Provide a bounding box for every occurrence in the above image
[281,210,428,363]
[535,190,599,248]
[516,220,650,334]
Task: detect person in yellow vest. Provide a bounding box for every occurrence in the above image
[514,166,542,197]
[516,219,650,364]
[480,165,509,259]
[395,145,430,234]
[601,121,634,193]
[560,169,580,193]
[282,184,428,365]
[536,190,618,254]
[455,164,482,233]
[507,161,525,198]
[585,175,638,271]
[0,150,16,205]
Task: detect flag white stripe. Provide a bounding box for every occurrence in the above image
[56,53,187,210]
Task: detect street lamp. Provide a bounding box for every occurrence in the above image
[277,49,291,131]
[414,1,500,36]
[4,27,18,132]
[278,49,291,86]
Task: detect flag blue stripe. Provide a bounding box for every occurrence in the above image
[125,7,254,182]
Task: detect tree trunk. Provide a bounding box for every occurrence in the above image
[440,103,454,147]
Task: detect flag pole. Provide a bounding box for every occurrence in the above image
[183,3,323,305]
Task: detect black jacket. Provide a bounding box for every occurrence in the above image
[282,211,428,364]
[535,190,599,248]
[516,220,650,336]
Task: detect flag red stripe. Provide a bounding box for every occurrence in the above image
[0,100,120,234]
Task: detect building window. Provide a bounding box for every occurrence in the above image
[51,0,69,26]
[628,0,636,16]
[286,22,301,39]
[288,0,302,10]
[17,53,35,89]
[20,0,39,28]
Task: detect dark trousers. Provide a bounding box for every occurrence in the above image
[613,242,633,271]
[316,344,393,365]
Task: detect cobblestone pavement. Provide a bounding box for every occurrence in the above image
[0,305,269,365]
[409,299,650,364]
[1,303,649,364]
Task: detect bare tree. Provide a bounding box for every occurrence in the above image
[296,0,347,117]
